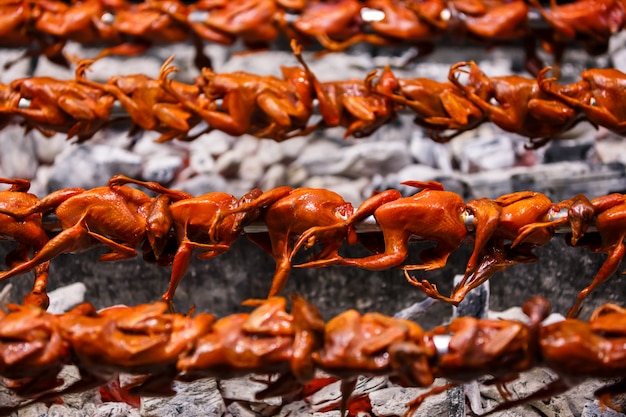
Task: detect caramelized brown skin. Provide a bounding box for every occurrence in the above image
[435,296,549,380]
[449,62,580,148]
[77,58,205,142]
[451,0,529,41]
[0,294,561,416]
[371,66,484,141]
[316,77,395,138]
[88,0,207,69]
[0,0,33,47]
[0,83,19,130]
[412,191,554,305]
[540,317,626,406]
[107,174,264,307]
[512,193,595,248]
[572,307,626,377]
[276,0,307,10]
[12,295,626,415]
[162,42,314,141]
[0,304,69,400]
[316,308,436,413]
[112,0,188,44]
[406,296,551,415]
[294,51,400,139]
[215,186,355,299]
[0,0,72,68]
[368,0,441,44]
[564,193,626,317]
[112,0,212,68]
[297,0,441,52]
[290,0,364,50]
[1,63,115,141]
[187,0,237,45]
[295,181,501,305]
[511,191,626,317]
[0,179,51,308]
[199,0,280,50]
[528,0,624,56]
[289,189,402,271]
[58,301,215,397]
[411,0,541,73]
[179,312,291,378]
[164,192,263,304]
[177,295,324,387]
[0,0,611,73]
[32,0,124,45]
[0,184,173,298]
[200,67,314,139]
[490,301,626,415]
[6,59,626,141]
[317,309,435,381]
[0,297,317,410]
[298,182,469,286]
[539,68,626,136]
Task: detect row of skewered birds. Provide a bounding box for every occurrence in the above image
[1,48,625,147]
[2,292,626,416]
[2,0,623,71]
[0,174,624,319]
[2,1,625,414]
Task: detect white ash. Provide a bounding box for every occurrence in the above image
[583,401,626,417]
[409,130,454,172]
[142,154,186,184]
[302,175,370,205]
[488,303,566,325]
[385,164,446,186]
[219,377,283,406]
[591,130,626,166]
[2,359,625,416]
[93,402,142,417]
[306,376,387,412]
[393,297,438,321]
[227,401,261,417]
[5,366,100,417]
[174,174,230,195]
[47,144,142,191]
[132,131,190,159]
[369,380,451,417]
[14,402,49,417]
[259,164,288,190]
[257,140,285,168]
[277,400,312,417]
[30,130,72,166]
[0,125,38,180]
[0,49,32,83]
[188,132,233,174]
[0,284,12,305]
[479,368,610,417]
[239,155,266,182]
[296,140,413,179]
[464,381,484,414]
[449,125,517,173]
[189,148,217,175]
[46,283,87,314]
[141,378,226,417]
[291,140,344,176]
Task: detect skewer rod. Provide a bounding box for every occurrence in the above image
[244,209,596,234]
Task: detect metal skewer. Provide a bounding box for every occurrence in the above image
[188,5,549,28]
[244,208,597,234]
